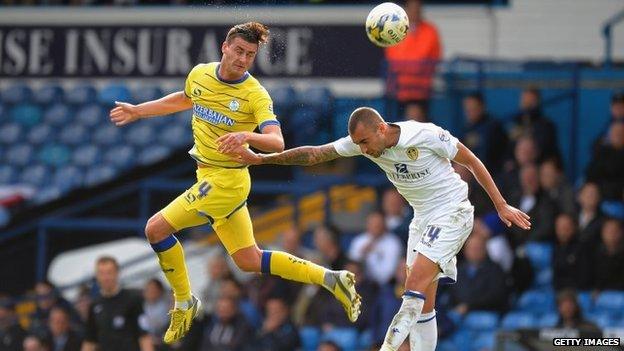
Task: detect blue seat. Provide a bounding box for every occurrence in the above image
[533,268,553,288]
[43,103,72,126]
[269,85,298,117]
[138,146,170,165]
[159,125,191,147]
[6,144,34,167]
[38,144,71,167]
[289,106,327,146]
[125,124,154,147]
[321,327,358,351]
[0,165,18,184]
[72,145,101,167]
[64,85,97,105]
[299,327,320,351]
[2,84,32,104]
[463,311,500,331]
[0,123,23,145]
[358,329,373,350]
[594,290,624,314]
[93,125,122,146]
[76,104,104,127]
[98,84,131,106]
[27,124,55,145]
[516,289,555,314]
[524,242,553,271]
[437,339,458,351]
[538,312,559,328]
[34,84,64,105]
[59,125,88,145]
[501,312,537,330]
[471,331,496,351]
[84,165,117,186]
[33,185,62,204]
[451,329,473,351]
[299,86,334,116]
[10,104,42,128]
[19,165,49,187]
[586,312,616,329]
[601,201,624,220]
[577,291,594,315]
[132,86,163,103]
[0,206,9,227]
[104,145,135,169]
[53,165,83,192]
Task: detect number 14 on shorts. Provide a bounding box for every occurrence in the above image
[184,181,211,204]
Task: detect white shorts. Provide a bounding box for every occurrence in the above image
[406,200,474,284]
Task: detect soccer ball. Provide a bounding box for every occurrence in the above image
[365,2,409,47]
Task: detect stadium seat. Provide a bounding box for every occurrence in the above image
[0,123,24,145]
[471,331,496,351]
[103,145,135,169]
[299,86,334,116]
[138,146,170,165]
[437,339,458,351]
[0,206,9,227]
[451,329,473,351]
[289,106,326,146]
[516,289,555,314]
[586,312,616,329]
[10,104,42,127]
[322,327,359,351]
[27,124,55,145]
[38,144,71,167]
[76,104,104,127]
[594,290,624,315]
[269,85,298,117]
[43,103,72,126]
[523,242,553,270]
[533,268,553,288]
[132,86,163,103]
[0,165,18,184]
[159,125,191,147]
[125,124,154,147]
[601,201,624,221]
[59,125,89,145]
[72,145,101,167]
[501,312,537,330]
[19,165,49,187]
[53,165,83,192]
[577,291,594,315]
[538,312,559,328]
[463,311,500,331]
[98,84,131,106]
[299,327,320,351]
[84,165,117,187]
[33,185,62,204]
[93,124,122,146]
[358,329,373,350]
[64,85,97,105]
[1,84,32,105]
[6,144,34,167]
[34,84,64,105]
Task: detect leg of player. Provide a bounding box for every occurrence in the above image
[409,279,439,351]
[380,254,439,351]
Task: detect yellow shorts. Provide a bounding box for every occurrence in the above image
[160,166,256,254]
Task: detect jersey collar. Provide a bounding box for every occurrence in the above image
[216,64,250,84]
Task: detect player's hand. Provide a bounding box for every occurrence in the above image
[217,132,250,154]
[110,101,140,126]
[496,203,531,230]
[225,146,263,165]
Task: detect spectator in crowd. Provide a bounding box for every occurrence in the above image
[552,214,591,291]
[471,213,513,273]
[72,286,91,327]
[381,188,411,242]
[510,87,560,161]
[142,279,170,349]
[22,335,49,351]
[403,102,428,123]
[343,260,377,331]
[555,289,598,331]
[384,0,442,116]
[594,92,624,149]
[46,307,81,351]
[183,296,253,351]
[219,278,261,328]
[317,340,341,351]
[0,298,26,351]
[587,121,624,200]
[450,236,508,315]
[576,182,604,245]
[313,224,348,271]
[462,92,509,173]
[82,256,152,351]
[253,298,300,351]
[277,225,319,264]
[453,163,493,217]
[508,164,557,245]
[500,135,539,199]
[370,262,405,346]
[348,211,403,285]
[30,282,81,335]
[591,218,624,291]
[540,158,576,215]
[201,252,233,315]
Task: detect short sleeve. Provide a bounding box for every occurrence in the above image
[426,127,459,159]
[184,64,202,98]
[84,304,97,342]
[332,136,361,157]
[252,88,279,131]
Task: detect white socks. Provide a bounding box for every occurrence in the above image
[410,310,437,351]
[381,290,426,350]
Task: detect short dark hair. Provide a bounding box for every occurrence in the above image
[523,86,541,101]
[465,92,484,105]
[348,107,383,135]
[612,92,624,104]
[96,256,119,271]
[226,22,269,45]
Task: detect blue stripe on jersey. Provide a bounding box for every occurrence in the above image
[216,64,250,84]
[403,290,426,300]
[259,120,281,131]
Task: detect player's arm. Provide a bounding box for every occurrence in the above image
[229,143,342,166]
[217,124,285,154]
[110,91,193,126]
[139,335,154,351]
[453,142,531,230]
[81,342,96,351]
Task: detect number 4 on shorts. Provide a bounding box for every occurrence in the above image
[198,181,211,198]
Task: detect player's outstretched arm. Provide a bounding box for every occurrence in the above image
[453,142,531,230]
[230,143,342,166]
[109,91,192,126]
[217,125,285,154]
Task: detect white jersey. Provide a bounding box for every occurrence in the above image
[332,121,469,217]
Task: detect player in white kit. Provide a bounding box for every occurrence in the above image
[225,107,531,351]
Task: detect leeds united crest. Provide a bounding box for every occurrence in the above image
[406,147,419,160]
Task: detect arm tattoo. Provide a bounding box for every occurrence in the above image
[262,144,341,166]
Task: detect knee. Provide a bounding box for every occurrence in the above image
[232,248,262,273]
[145,216,167,243]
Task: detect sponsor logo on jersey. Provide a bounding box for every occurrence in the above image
[193,104,235,127]
[388,165,431,182]
[229,99,240,112]
[406,147,419,160]
[192,87,202,96]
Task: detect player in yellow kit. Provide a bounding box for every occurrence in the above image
[109,22,361,344]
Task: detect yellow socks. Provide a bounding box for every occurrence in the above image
[151,235,192,303]
[261,250,326,286]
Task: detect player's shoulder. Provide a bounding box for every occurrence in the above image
[396,120,440,142]
[188,62,216,77]
[243,75,271,97]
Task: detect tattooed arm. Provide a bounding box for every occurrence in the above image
[230,143,342,166]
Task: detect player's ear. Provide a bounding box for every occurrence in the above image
[221,41,228,54]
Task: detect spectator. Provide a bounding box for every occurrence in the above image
[508,164,557,245]
[182,296,253,351]
[556,289,599,331]
[23,335,49,351]
[348,211,403,285]
[594,92,624,149]
[381,188,411,242]
[201,252,233,315]
[385,0,442,116]
[142,279,170,348]
[46,307,81,351]
[30,282,81,335]
[370,263,404,346]
[82,256,152,351]
[450,236,508,315]
[253,298,300,351]
[313,225,348,270]
[0,298,26,351]
[403,102,428,123]
[586,121,624,200]
[219,278,261,329]
[462,92,509,173]
[576,182,604,245]
[552,214,591,291]
[540,158,575,215]
[591,219,624,291]
[317,340,341,351]
[509,87,560,161]
[500,135,539,199]
[472,213,513,273]
[72,286,91,327]
[276,226,319,263]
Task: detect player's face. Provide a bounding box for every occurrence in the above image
[351,123,386,158]
[96,262,119,294]
[221,37,258,78]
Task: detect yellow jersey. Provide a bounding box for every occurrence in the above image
[183,62,278,168]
